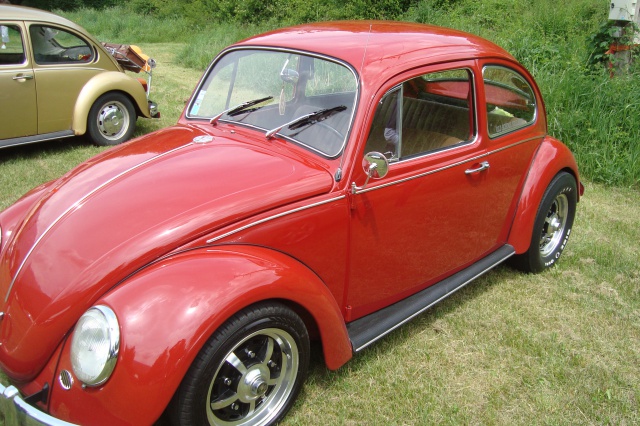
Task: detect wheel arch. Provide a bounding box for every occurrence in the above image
[50,245,352,425]
[71,72,150,136]
[507,136,582,254]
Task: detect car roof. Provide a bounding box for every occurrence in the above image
[0,4,89,35]
[233,21,516,81]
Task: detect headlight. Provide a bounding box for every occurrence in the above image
[70,305,120,386]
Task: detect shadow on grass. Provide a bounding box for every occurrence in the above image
[0,136,92,164]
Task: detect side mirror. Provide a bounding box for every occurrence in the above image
[352,152,389,193]
[280,68,299,84]
[363,151,389,179]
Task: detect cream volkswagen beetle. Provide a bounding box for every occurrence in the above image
[0,4,159,148]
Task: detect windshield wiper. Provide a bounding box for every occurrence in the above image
[265,105,347,139]
[210,96,273,125]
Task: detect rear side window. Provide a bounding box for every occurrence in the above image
[29,25,94,65]
[483,66,536,137]
[0,24,25,65]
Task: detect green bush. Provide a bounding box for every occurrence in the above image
[18,0,125,11]
[126,0,416,24]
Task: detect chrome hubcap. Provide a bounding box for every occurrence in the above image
[238,365,270,402]
[97,101,129,140]
[206,329,298,425]
[539,193,569,257]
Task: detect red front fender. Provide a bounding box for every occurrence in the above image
[48,245,352,426]
[507,136,582,254]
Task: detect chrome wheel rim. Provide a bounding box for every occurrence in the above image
[539,193,569,257]
[96,101,129,141]
[206,328,299,426]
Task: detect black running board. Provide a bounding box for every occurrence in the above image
[347,244,515,352]
[0,130,74,149]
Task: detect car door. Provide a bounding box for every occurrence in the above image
[346,61,541,320]
[27,24,100,134]
[0,22,37,141]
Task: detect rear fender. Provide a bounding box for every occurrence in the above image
[72,72,150,135]
[507,136,582,253]
[49,245,351,426]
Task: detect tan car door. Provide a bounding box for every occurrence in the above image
[28,24,102,134]
[0,22,37,141]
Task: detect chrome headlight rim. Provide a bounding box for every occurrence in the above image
[70,305,120,387]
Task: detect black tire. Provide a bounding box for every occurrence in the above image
[87,92,136,146]
[511,172,577,273]
[169,302,310,426]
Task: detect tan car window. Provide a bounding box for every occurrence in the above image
[0,24,25,65]
[29,25,94,65]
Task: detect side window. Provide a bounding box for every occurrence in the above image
[0,24,25,65]
[29,25,94,65]
[483,66,536,137]
[365,68,474,161]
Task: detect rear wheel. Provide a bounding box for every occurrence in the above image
[511,172,577,273]
[87,92,136,146]
[170,302,310,426]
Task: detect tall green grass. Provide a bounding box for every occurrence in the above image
[59,0,640,187]
[61,7,193,43]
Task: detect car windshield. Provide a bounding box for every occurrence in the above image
[187,49,358,157]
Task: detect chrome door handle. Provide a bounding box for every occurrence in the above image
[465,161,490,175]
[13,74,34,81]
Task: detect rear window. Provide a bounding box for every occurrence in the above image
[483,66,536,137]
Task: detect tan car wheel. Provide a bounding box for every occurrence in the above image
[88,92,136,146]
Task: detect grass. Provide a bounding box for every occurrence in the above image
[1,39,639,425]
[2,2,640,423]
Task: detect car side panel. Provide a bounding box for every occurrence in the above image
[0,21,37,139]
[72,71,150,135]
[507,136,581,254]
[34,67,103,134]
[47,246,352,426]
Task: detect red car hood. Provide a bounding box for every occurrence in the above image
[0,124,333,380]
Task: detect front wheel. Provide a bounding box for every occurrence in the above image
[87,92,136,146]
[170,302,310,426]
[511,172,577,273]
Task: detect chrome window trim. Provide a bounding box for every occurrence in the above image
[353,136,540,195]
[4,143,194,302]
[185,46,361,159]
[206,195,346,244]
[482,64,538,139]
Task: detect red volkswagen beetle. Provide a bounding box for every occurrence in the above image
[0,21,582,425]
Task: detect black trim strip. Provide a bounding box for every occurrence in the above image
[0,130,74,148]
[347,244,515,352]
